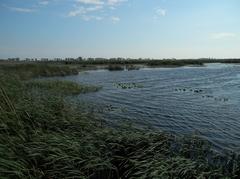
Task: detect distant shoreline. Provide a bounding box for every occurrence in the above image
[1,58,240,72]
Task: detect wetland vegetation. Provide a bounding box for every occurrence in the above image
[1,61,240,178]
[2,58,240,72]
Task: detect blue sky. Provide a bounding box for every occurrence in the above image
[0,0,239,59]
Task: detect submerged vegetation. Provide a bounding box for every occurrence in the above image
[1,62,240,178]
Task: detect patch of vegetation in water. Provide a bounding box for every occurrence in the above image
[146,59,204,67]
[114,82,144,89]
[126,64,140,71]
[107,64,125,71]
[175,88,230,102]
[175,88,204,93]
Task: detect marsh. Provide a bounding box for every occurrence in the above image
[57,63,240,153]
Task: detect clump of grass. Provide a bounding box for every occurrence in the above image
[25,80,101,95]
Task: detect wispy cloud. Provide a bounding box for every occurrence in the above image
[68,0,128,21]
[107,0,127,6]
[8,6,36,13]
[68,7,84,17]
[3,0,127,22]
[82,15,103,21]
[111,16,120,23]
[156,8,167,17]
[39,1,49,6]
[153,7,167,20]
[76,0,104,5]
[4,1,47,13]
[76,0,127,6]
[68,5,103,17]
[211,32,236,39]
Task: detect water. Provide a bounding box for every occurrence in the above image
[59,63,240,152]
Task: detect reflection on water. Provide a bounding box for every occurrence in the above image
[58,63,240,152]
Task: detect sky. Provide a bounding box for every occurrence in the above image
[0,0,239,59]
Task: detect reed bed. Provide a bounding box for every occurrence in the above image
[25,80,101,95]
[0,63,79,80]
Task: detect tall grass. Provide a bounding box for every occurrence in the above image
[25,80,101,95]
[0,63,79,80]
[0,64,240,178]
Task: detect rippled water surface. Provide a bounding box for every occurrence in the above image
[60,63,240,152]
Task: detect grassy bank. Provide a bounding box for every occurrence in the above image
[0,63,79,80]
[0,63,240,178]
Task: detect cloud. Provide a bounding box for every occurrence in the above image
[68,5,103,17]
[156,8,167,17]
[68,0,128,21]
[4,1,47,13]
[8,7,36,13]
[153,8,167,20]
[39,1,49,6]
[82,15,103,21]
[76,0,104,5]
[76,0,127,6]
[211,33,236,39]
[107,0,127,6]
[68,8,84,17]
[111,16,120,23]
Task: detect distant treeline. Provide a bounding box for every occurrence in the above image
[1,57,240,66]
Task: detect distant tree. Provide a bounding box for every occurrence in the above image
[41,58,49,61]
[54,58,62,61]
[65,58,74,61]
[87,58,94,61]
[8,57,20,61]
[77,57,83,61]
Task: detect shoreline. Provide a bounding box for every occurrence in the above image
[2,60,240,75]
